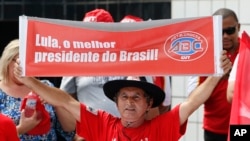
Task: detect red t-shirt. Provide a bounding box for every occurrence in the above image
[0,114,19,141]
[77,104,187,141]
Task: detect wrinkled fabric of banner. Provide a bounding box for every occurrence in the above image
[228,31,250,141]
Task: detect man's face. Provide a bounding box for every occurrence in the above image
[116,87,151,122]
[222,16,240,51]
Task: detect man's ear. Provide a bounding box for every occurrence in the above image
[238,23,241,31]
[148,99,153,108]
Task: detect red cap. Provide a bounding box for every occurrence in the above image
[83,9,114,22]
[120,15,143,23]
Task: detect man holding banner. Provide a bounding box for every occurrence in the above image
[17,5,230,139]
[13,50,231,141]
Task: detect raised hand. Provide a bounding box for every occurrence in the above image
[220,50,233,76]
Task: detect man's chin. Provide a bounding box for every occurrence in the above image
[223,45,233,51]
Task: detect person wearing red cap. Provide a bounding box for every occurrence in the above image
[0,39,74,141]
[14,50,231,140]
[82,8,114,22]
[60,8,123,116]
[0,113,19,141]
[120,15,143,23]
[60,8,124,141]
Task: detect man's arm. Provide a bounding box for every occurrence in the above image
[179,50,232,125]
[227,54,238,103]
[180,76,221,125]
[227,81,234,103]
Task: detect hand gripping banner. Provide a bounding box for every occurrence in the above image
[19,15,223,76]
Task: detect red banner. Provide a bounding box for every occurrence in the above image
[19,16,223,76]
[229,31,250,124]
[228,31,250,141]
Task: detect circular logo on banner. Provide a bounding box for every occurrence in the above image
[164,31,208,61]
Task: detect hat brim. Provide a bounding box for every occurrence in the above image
[103,80,165,108]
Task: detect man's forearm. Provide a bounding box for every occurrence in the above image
[188,76,221,110]
[22,77,72,108]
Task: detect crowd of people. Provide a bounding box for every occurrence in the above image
[0,7,245,141]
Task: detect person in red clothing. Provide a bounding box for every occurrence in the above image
[187,8,240,141]
[0,113,19,141]
[13,49,231,140]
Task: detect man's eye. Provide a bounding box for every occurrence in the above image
[133,96,141,100]
[121,95,128,99]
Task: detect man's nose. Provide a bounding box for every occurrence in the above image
[126,97,135,104]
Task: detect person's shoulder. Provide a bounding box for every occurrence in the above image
[156,104,181,119]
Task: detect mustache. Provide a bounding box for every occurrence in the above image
[124,106,136,110]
